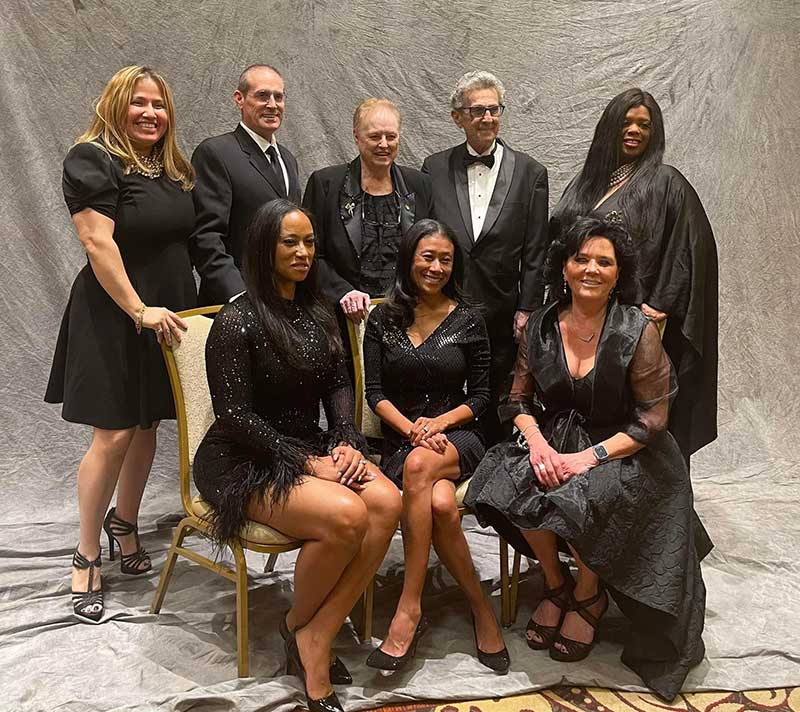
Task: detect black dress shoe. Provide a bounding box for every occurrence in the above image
[471,613,510,673]
[365,616,428,672]
[285,629,344,712]
[279,614,352,685]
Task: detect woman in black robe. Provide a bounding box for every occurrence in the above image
[550,88,718,463]
[464,216,712,701]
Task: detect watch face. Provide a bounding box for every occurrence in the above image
[594,444,609,461]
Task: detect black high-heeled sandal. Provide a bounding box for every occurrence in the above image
[526,571,575,650]
[470,612,510,673]
[71,548,104,623]
[103,507,151,575]
[285,628,344,712]
[549,586,608,662]
[365,616,429,672]
[279,614,352,685]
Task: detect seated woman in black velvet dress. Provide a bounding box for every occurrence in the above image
[465,216,712,701]
[363,220,509,673]
[193,199,401,712]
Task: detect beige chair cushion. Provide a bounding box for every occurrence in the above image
[455,477,472,509]
[351,302,383,439]
[191,496,298,547]
[170,314,216,467]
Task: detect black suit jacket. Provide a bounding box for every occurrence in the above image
[421,140,548,363]
[189,124,301,305]
[302,156,434,302]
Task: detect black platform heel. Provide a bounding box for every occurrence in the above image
[71,548,104,623]
[526,570,575,650]
[279,614,352,685]
[285,628,344,712]
[549,586,608,662]
[103,507,151,575]
[365,616,429,672]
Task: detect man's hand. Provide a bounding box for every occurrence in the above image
[340,290,371,323]
[640,303,667,323]
[513,310,532,343]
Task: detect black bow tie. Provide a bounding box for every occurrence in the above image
[464,152,495,169]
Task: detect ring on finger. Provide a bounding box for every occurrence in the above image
[537,463,546,473]
[422,426,429,433]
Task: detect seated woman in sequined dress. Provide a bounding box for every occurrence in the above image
[193,199,401,712]
[362,219,509,674]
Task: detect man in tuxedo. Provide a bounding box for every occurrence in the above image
[422,71,549,444]
[190,64,301,305]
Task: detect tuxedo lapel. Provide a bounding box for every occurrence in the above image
[393,164,417,234]
[234,125,286,197]
[338,157,362,255]
[476,140,515,244]
[449,144,474,251]
[279,142,299,200]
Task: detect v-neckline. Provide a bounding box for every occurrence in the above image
[556,309,608,380]
[405,303,459,350]
[593,177,630,211]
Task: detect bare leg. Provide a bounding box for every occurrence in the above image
[520,528,565,644]
[379,445,461,657]
[112,423,159,569]
[553,544,605,653]
[73,427,136,593]
[430,479,505,653]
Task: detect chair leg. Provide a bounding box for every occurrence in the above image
[361,578,374,642]
[509,550,522,625]
[150,519,192,614]
[499,537,511,627]
[232,542,250,678]
[263,552,279,573]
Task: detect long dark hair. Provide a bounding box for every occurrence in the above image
[553,88,665,241]
[544,215,639,305]
[243,199,342,368]
[383,219,468,329]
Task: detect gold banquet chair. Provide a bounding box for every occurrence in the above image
[348,300,520,627]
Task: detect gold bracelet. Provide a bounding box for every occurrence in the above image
[521,423,540,437]
[135,303,146,335]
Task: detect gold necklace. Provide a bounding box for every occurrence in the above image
[132,151,163,179]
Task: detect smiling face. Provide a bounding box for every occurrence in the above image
[410,233,455,296]
[619,104,652,164]
[273,210,315,297]
[451,86,501,154]
[354,105,400,172]
[563,236,619,303]
[235,67,285,140]
[125,77,168,153]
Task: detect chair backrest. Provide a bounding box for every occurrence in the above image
[161,305,222,516]
[347,299,385,439]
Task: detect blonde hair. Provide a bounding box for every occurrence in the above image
[76,66,194,190]
[352,98,401,132]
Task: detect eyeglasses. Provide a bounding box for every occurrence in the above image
[460,104,505,119]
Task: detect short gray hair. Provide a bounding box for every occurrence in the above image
[449,70,505,110]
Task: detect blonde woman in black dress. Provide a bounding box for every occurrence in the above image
[45,66,196,622]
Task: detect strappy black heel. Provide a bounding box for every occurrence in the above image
[71,548,104,623]
[279,613,352,685]
[549,586,608,662]
[103,507,151,575]
[285,628,344,712]
[526,571,575,650]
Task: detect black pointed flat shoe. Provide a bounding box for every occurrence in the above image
[279,613,352,685]
[365,616,429,672]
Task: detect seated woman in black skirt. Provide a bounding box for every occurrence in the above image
[193,199,401,712]
[465,216,712,701]
[363,220,509,673]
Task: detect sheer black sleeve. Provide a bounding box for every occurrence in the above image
[363,307,387,412]
[321,355,368,453]
[462,310,491,418]
[498,320,546,423]
[205,303,310,471]
[622,320,677,445]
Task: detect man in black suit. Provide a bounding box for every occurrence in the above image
[422,71,549,444]
[190,64,301,305]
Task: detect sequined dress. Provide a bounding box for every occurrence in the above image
[363,302,490,485]
[193,294,367,544]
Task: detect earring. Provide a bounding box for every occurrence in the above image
[562,279,569,296]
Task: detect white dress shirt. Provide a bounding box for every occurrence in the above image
[239,121,289,195]
[466,140,503,240]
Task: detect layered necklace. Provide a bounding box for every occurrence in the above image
[607,161,636,188]
[132,151,163,179]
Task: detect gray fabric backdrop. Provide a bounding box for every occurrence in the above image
[1,1,799,710]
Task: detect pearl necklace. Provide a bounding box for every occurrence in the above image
[132,152,163,179]
[607,162,636,188]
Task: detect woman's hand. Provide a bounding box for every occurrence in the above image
[526,432,563,490]
[558,450,598,482]
[640,303,667,323]
[141,306,188,345]
[408,415,449,447]
[332,445,370,486]
[417,431,449,455]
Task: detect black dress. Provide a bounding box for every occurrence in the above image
[464,301,712,702]
[363,302,490,486]
[553,165,718,461]
[45,142,196,429]
[193,295,367,545]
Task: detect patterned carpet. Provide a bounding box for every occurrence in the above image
[371,687,800,712]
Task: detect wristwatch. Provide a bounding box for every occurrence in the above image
[592,444,609,465]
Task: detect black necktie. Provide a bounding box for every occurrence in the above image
[265,145,287,197]
[464,146,496,169]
